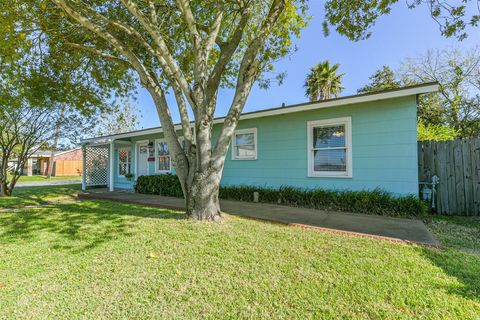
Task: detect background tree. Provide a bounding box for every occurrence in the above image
[45,105,66,178]
[93,100,141,137]
[417,119,459,141]
[1,1,138,179]
[45,100,140,178]
[304,60,344,101]
[357,65,401,93]
[400,47,480,137]
[0,105,56,196]
[357,47,479,140]
[31,0,309,221]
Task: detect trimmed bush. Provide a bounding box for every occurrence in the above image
[220,185,426,217]
[135,174,427,217]
[134,174,183,197]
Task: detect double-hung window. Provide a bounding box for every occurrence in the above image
[118,148,131,177]
[232,128,257,160]
[156,139,171,173]
[307,117,352,178]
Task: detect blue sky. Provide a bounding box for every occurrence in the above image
[135,0,480,129]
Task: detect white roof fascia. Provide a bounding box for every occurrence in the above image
[81,83,439,145]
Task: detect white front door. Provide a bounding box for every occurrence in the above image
[137,143,149,177]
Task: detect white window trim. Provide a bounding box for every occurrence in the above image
[231,128,257,160]
[155,138,172,173]
[117,147,131,178]
[307,117,352,178]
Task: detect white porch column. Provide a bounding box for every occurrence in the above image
[81,144,87,191]
[109,140,114,192]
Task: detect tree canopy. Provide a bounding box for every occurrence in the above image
[1,2,135,114]
[1,1,140,150]
[357,66,401,94]
[323,0,480,41]
[93,100,141,137]
[400,47,480,138]
[417,119,459,141]
[358,47,480,140]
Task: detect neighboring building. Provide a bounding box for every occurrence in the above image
[80,83,438,196]
[21,150,52,176]
[20,148,83,176]
[52,148,83,176]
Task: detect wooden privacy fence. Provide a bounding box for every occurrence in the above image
[53,160,83,177]
[418,139,480,215]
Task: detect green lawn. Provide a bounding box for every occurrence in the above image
[0,184,82,208]
[11,174,82,182]
[0,186,479,319]
[426,215,480,256]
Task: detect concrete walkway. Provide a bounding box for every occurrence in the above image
[78,190,439,246]
[16,180,81,187]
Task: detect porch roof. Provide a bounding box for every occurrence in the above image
[81,82,438,145]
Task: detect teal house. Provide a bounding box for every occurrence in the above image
[81,83,438,196]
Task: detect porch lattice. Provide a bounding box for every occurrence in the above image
[84,145,110,187]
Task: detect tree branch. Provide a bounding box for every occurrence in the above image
[53,0,155,87]
[65,43,131,67]
[173,84,194,146]
[176,0,201,49]
[206,9,250,100]
[120,0,194,107]
[203,8,224,69]
[212,0,286,163]
[53,0,187,170]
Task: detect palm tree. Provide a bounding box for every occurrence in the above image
[304,61,345,101]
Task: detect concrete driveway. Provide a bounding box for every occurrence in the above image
[221,200,439,246]
[79,190,439,246]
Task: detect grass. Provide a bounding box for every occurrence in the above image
[426,215,480,256]
[10,174,82,182]
[0,184,81,208]
[0,186,479,319]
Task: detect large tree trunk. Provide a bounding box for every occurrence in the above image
[183,169,222,221]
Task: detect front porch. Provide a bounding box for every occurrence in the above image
[81,133,166,192]
[82,138,156,192]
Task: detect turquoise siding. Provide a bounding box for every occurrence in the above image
[113,133,176,189]
[113,96,418,195]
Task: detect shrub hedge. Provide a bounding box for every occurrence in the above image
[134,174,427,218]
[134,174,183,197]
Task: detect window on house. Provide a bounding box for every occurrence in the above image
[156,140,171,172]
[118,148,131,177]
[232,128,257,160]
[307,117,352,177]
